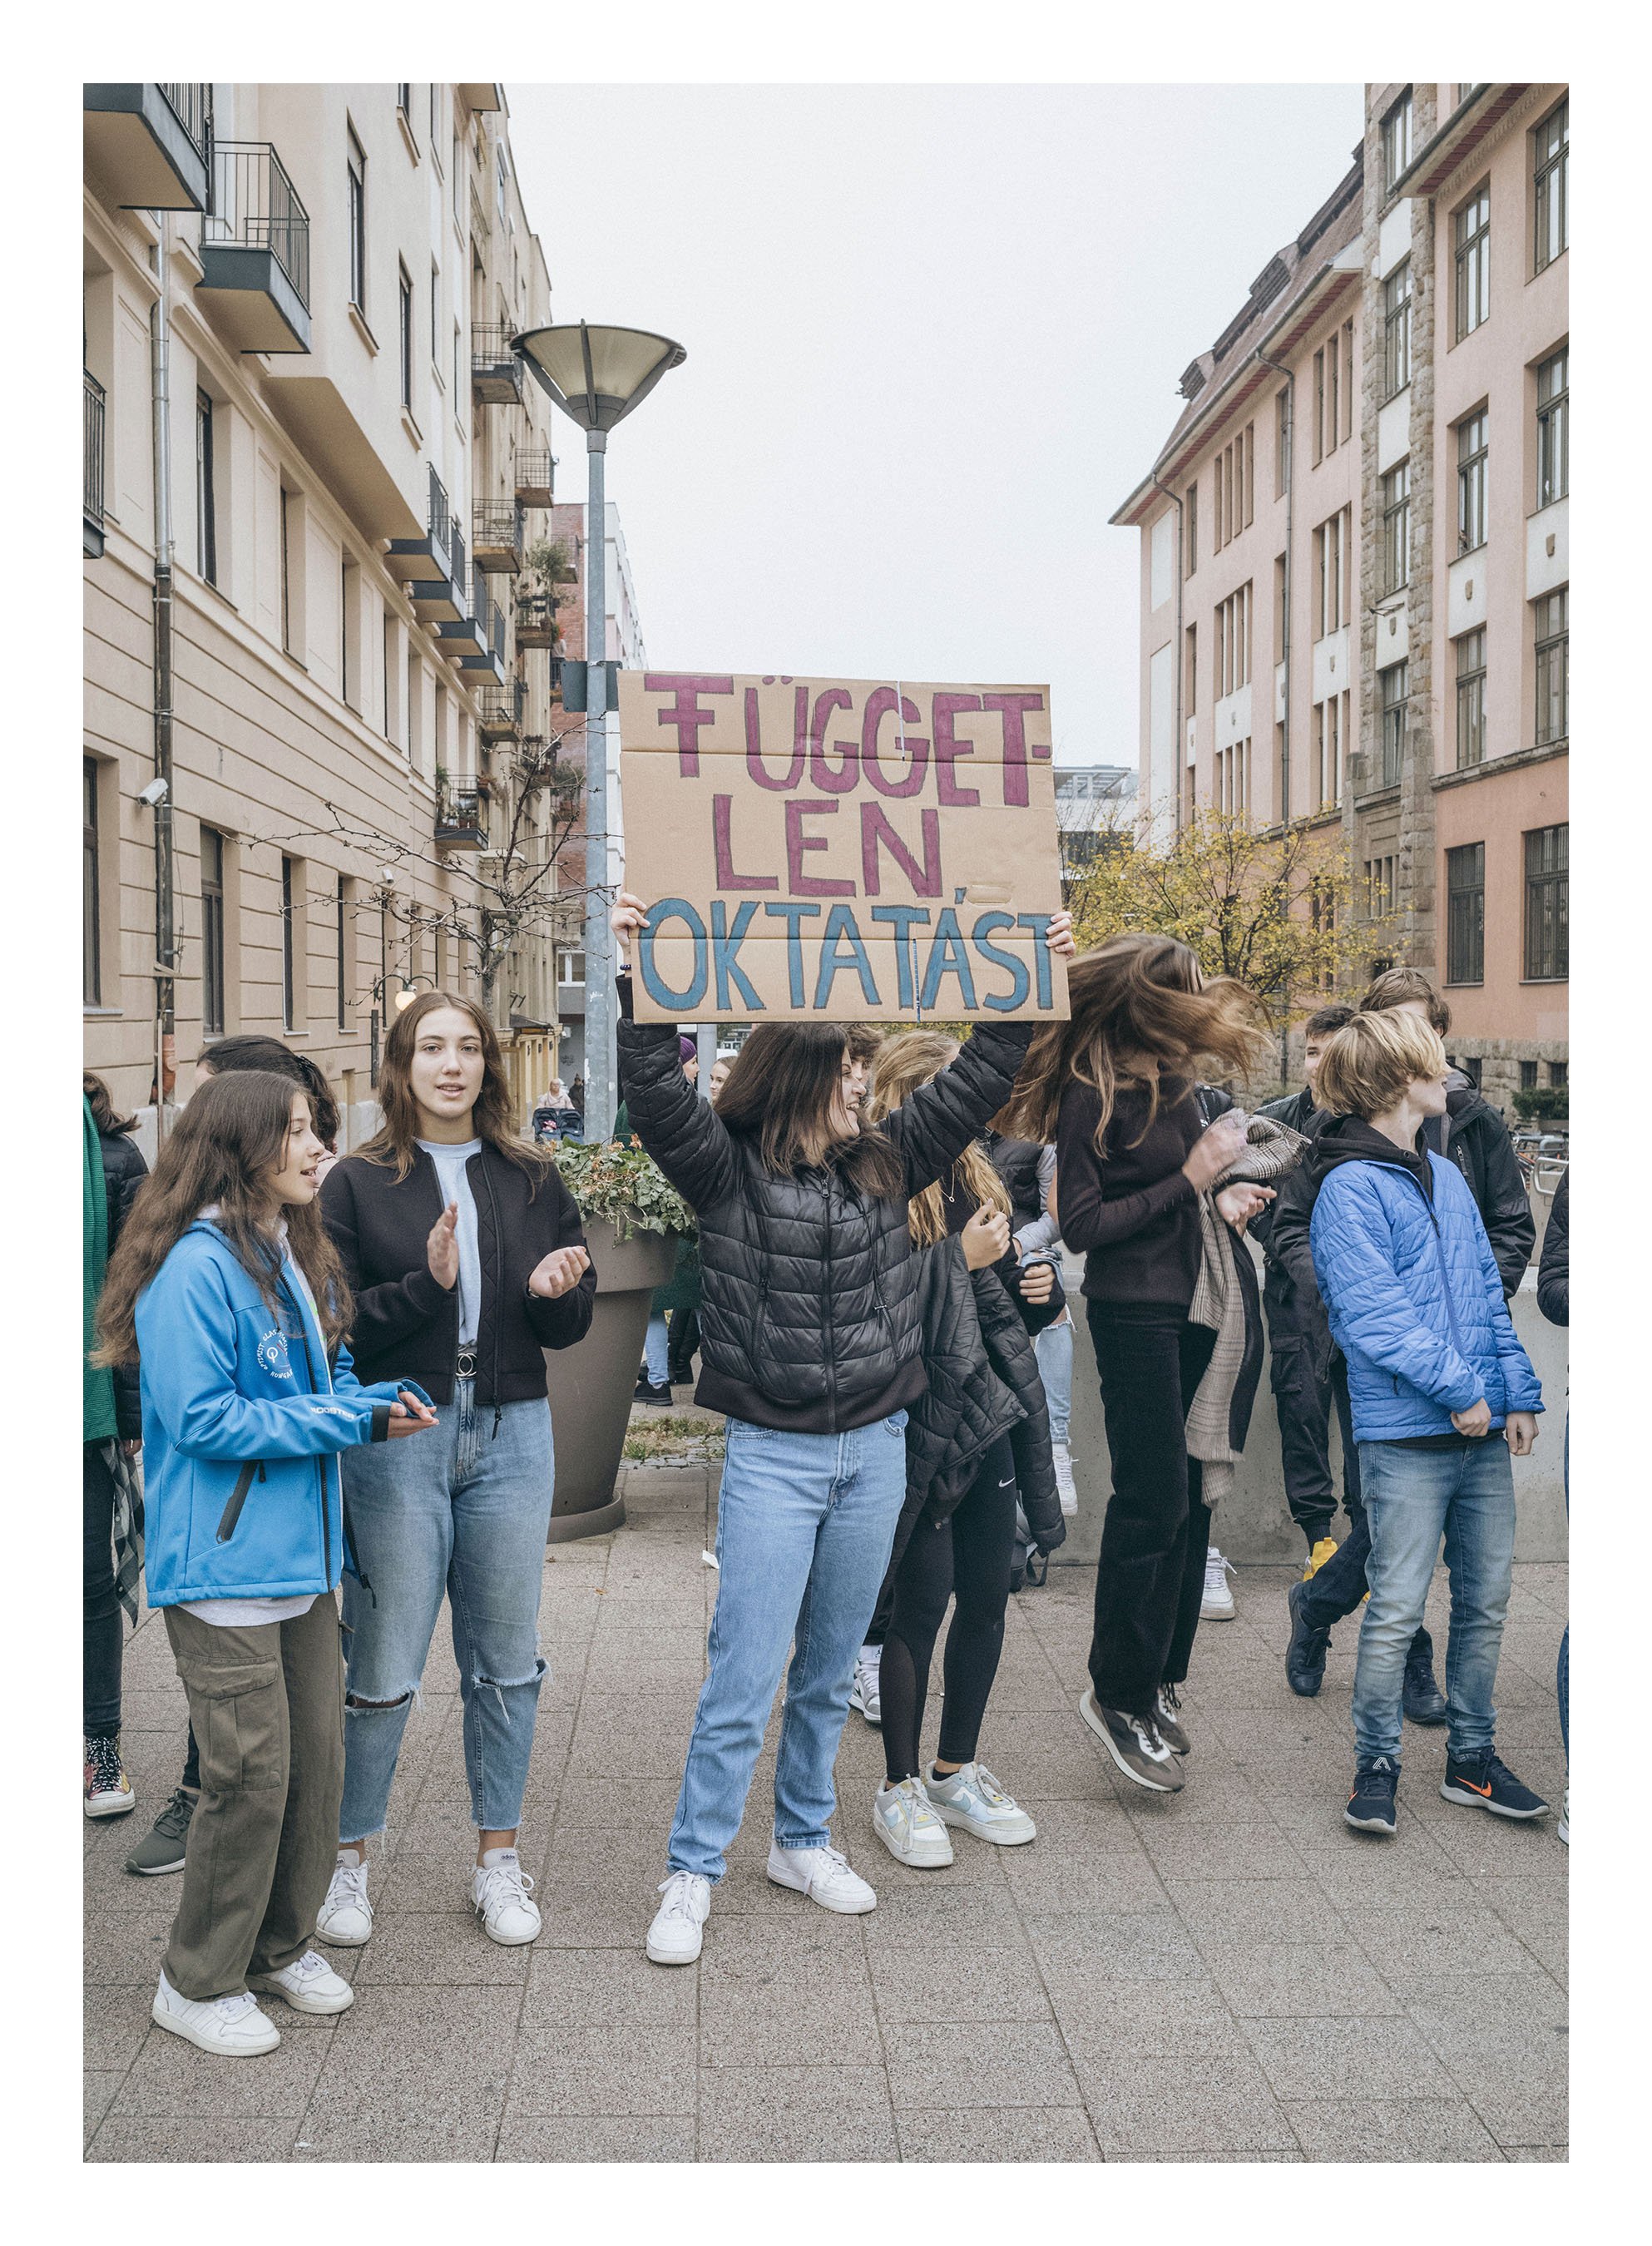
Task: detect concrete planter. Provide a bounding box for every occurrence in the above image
[543,1217,680,1542]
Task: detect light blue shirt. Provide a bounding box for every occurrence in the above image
[417,1139,482,1347]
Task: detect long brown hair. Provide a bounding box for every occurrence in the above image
[1000,932,1267,1154]
[95,1071,352,1363]
[83,1071,136,1135]
[864,1031,1011,1244]
[713,1023,903,1195]
[199,1035,341,1150]
[355,991,550,1185]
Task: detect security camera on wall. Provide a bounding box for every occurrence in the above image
[137,775,169,808]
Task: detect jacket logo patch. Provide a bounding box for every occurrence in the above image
[256,1328,294,1379]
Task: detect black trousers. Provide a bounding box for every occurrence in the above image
[1086,1302,1216,1714]
[1270,1338,1361,1542]
[84,1442,124,1738]
[881,1434,1019,1784]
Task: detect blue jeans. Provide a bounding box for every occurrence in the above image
[339,1385,554,1837]
[1558,1419,1568,1758]
[643,1311,670,1386]
[667,1412,908,1881]
[1036,1311,1073,1448]
[1352,1437,1516,1765]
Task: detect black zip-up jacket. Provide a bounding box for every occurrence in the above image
[982,1131,1044,1235]
[321,1142,596,1403]
[99,1125,149,1439]
[616,984,1034,1432]
[1537,1165,1568,1327]
[1251,1087,1331,1350]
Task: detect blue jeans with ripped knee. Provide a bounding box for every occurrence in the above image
[339,1385,554,1838]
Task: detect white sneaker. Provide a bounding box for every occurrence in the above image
[1558,1788,1569,1846]
[1201,1547,1237,1620]
[316,1851,373,1947]
[151,1970,280,2057]
[925,1761,1037,1846]
[646,1869,711,1965]
[472,1849,541,1945]
[767,1838,878,1912]
[848,1648,883,1725]
[1051,1443,1079,1518]
[871,1777,954,1867]
[250,1949,355,2016]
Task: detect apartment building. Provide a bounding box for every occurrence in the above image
[1055,762,1138,883]
[83,82,567,1137]
[1111,83,1568,1106]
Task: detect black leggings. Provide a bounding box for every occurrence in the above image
[881,1435,1019,1785]
[84,1442,123,1737]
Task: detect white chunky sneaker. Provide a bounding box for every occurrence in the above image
[250,1949,355,2016]
[646,1870,711,1965]
[1201,1547,1237,1620]
[316,1851,373,1947]
[152,1970,280,2057]
[1051,1443,1079,1518]
[925,1761,1037,1846]
[848,1648,883,1725]
[767,1838,878,1913]
[871,1777,954,1868]
[472,1849,541,1945]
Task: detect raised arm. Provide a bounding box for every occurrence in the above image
[615,972,739,1211]
[886,1021,1035,1197]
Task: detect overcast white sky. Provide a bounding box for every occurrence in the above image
[505,83,1364,769]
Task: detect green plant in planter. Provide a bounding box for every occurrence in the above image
[551,1136,695,1241]
[1512,1086,1569,1125]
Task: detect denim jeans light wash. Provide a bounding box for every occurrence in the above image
[1351,1435,1516,1765]
[1035,1310,1073,1449]
[666,1411,908,1882]
[643,1310,670,1386]
[339,1384,554,1838]
[1558,1419,1568,1758]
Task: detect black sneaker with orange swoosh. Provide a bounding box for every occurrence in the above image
[1440,1749,1550,1820]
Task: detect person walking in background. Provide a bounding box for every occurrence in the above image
[1536,1164,1568,1844]
[1004,934,1275,1794]
[316,994,596,1951]
[93,1071,436,2055]
[83,1075,149,1821]
[610,891,1075,1966]
[1303,1012,1546,1840]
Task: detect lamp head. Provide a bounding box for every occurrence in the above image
[513,321,686,442]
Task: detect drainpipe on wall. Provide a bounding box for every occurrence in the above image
[149,215,178,1134]
[1255,348,1295,1084]
[1147,471,1184,831]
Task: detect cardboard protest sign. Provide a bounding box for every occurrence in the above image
[617,672,1069,1022]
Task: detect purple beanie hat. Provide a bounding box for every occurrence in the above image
[678,1036,698,1064]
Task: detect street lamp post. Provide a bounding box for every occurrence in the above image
[512,321,685,1140]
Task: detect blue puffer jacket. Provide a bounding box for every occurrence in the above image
[1309,1128,1542,1443]
[136,1223,429,1607]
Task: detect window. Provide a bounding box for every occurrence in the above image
[1457,411,1488,553]
[1455,629,1486,769]
[1215,739,1251,817]
[1215,584,1252,697]
[1381,89,1413,195]
[1272,553,1287,663]
[398,265,413,410]
[1213,424,1254,552]
[1312,347,1324,466]
[1185,481,1198,576]
[430,260,440,366]
[1534,587,1568,745]
[1313,695,1343,809]
[1446,843,1485,984]
[558,951,586,987]
[281,856,298,1030]
[1274,388,1290,497]
[279,486,293,651]
[83,760,101,1006]
[1549,1060,1568,1088]
[1536,348,1568,506]
[453,318,462,402]
[195,390,217,584]
[201,828,225,1035]
[347,128,367,313]
[1185,624,1197,715]
[1382,260,1412,398]
[1312,334,1345,462]
[1533,99,1568,272]
[1343,320,1354,443]
[1380,461,1410,596]
[1520,1060,1539,1091]
[1378,660,1408,786]
[496,144,509,228]
[1313,507,1348,639]
[1365,854,1397,920]
[1524,824,1568,980]
[336,874,349,1031]
[1454,184,1491,339]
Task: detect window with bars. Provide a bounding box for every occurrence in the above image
[1534,587,1568,745]
[1382,261,1412,399]
[1524,824,1568,980]
[1533,99,1568,273]
[1455,629,1486,769]
[195,390,217,585]
[1446,843,1485,984]
[202,828,225,1036]
[1378,661,1408,787]
[347,128,367,313]
[1381,90,1413,195]
[1457,411,1487,553]
[1380,463,1410,596]
[1365,854,1397,920]
[1455,184,1491,339]
[1536,348,1568,506]
[83,760,101,1006]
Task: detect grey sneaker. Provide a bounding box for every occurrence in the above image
[126,1787,196,1876]
[1152,1685,1191,1757]
[1079,1689,1185,1793]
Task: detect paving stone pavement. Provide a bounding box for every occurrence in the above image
[85,1462,1568,2164]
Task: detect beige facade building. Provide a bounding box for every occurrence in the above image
[84,82,574,1141]
[1113,83,1568,1108]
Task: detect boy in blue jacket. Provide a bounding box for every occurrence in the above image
[1307,1011,1547,1838]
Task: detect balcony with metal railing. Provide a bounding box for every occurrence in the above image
[84,84,211,212]
[514,587,562,649]
[515,449,555,508]
[388,467,469,621]
[197,141,312,354]
[438,571,507,685]
[477,679,527,744]
[472,324,523,406]
[84,372,106,559]
[472,502,525,574]
[435,785,488,852]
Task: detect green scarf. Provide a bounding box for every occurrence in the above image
[84,1097,116,1442]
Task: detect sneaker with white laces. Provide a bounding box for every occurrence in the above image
[871,1777,954,1867]
[472,1848,541,1945]
[646,1869,711,1965]
[1051,1443,1079,1518]
[925,1762,1036,1846]
[84,1733,135,1819]
[316,1850,373,1947]
[848,1647,883,1725]
[151,1970,280,2057]
[766,1838,878,1913]
[1200,1547,1237,1620]
[250,1950,355,2016]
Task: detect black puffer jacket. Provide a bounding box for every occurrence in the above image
[1252,1089,1333,1353]
[616,996,1033,1432]
[99,1127,149,1439]
[982,1130,1043,1234]
[1537,1165,1568,1327]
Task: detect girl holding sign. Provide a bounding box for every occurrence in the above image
[609,891,1075,1966]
